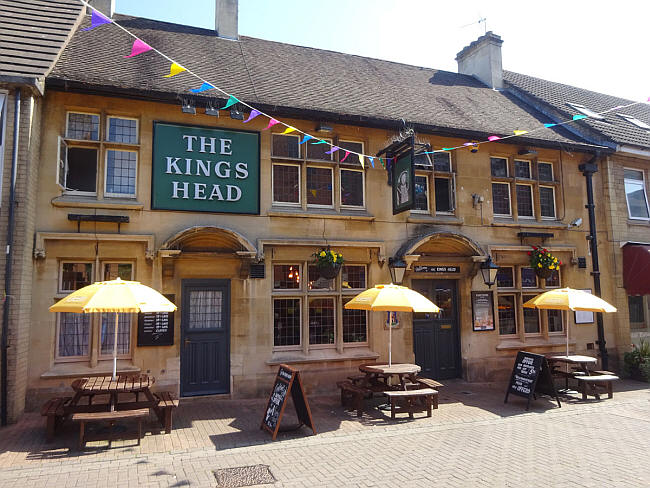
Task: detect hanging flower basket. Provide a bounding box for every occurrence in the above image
[528,246,562,279]
[313,248,344,279]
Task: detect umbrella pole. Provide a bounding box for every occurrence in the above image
[565,309,569,357]
[388,312,392,367]
[112,312,119,380]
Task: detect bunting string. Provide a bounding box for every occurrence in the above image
[78,0,649,168]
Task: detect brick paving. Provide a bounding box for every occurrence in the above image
[0,380,649,487]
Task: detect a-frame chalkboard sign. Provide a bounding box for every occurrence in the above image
[261,364,317,440]
[504,351,561,410]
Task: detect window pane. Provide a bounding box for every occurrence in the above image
[308,265,334,290]
[307,167,332,206]
[338,141,363,163]
[628,296,645,329]
[435,177,452,212]
[492,183,511,215]
[100,313,131,355]
[414,175,428,211]
[547,309,563,332]
[538,162,553,181]
[413,153,432,168]
[104,263,133,281]
[343,299,367,343]
[498,295,516,335]
[188,290,223,329]
[309,298,335,345]
[624,169,644,181]
[539,186,556,218]
[106,150,137,196]
[67,113,99,140]
[66,147,97,192]
[490,157,508,177]
[342,265,366,289]
[58,313,90,357]
[521,268,537,288]
[307,139,333,160]
[61,263,93,291]
[273,265,300,289]
[523,296,540,334]
[434,152,451,172]
[108,117,137,143]
[545,270,560,287]
[496,267,514,288]
[625,179,649,218]
[516,185,533,217]
[274,298,301,346]
[340,169,364,207]
[273,165,299,203]
[514,160,531,178]
[272,134,299,158]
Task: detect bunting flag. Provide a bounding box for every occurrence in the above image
[340,151,350,162]
[488,136,501,141]
[368,157,375,168]
[325,146,340,154]
[281,127,296,134]
[190,82,215,93]
[83,9,112,31]
[124,39,152,58]
[264,119,280,130]
[442,147,453,151]
[243,109,261,123]
[310,140,328,144]
[358,154,365,167]
[572,114,587,120]
[164,62,186,77]
[543,123,557,128]
[299,135,314,144]
[221,95,239,109]
[513,130,528,136]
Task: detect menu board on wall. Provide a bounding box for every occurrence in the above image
[471,291,495,331]
[137,294,175,346]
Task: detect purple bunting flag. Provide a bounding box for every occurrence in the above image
[124,39,152,58]
[83,9,112,31]
[325,146,340,155]
[243,109,261,123]
[190,82,215,93]
[299,135,314,144]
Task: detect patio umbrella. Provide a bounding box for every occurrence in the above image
[345,284,440,366]
[523,287,616,357]
[49,278,176,379]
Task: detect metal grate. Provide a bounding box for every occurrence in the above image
[213,465,276,488]
[249,263,265,278]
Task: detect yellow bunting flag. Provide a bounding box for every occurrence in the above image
[164,62,186,78]
[310,189,317,197]
[281,127,296,134]
[513,130,528,136]
[358,154,365,168]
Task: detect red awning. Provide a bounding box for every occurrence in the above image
[623,244,650,295]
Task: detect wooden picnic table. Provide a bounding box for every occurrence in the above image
[358,363,421,391]
[71,375,156,411]
[547,355,597,390]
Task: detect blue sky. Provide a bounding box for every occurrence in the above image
[114,0,649,102]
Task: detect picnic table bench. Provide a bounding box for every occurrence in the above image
[72,408,149,449]
[576,374,619,400]
[384,388,438,419]
[41,397,71,442]
[337,380,372,417]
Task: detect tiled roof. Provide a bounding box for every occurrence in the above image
[47,14,601,150]
[504,71,650,150]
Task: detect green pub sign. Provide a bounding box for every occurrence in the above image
[152,122,260,213]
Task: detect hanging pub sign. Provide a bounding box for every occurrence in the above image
[151,122,260,214]
[391,136,415,215]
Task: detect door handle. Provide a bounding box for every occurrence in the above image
[184,338,191,346]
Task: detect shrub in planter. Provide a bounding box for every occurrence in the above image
[623,339,650,382]
[528,246,562,279]
[313,248,344,279]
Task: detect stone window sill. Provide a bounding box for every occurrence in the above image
[268,208,375,221]
[267,347,379,365]
[41,360,140,379]
[492,219,565,229]
[52,195,144,210]
[408,214,463,225]
[496,337,575,350]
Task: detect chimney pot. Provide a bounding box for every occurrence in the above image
[456,31,503,90]
[87,0,115,18]
[215,0,238,40]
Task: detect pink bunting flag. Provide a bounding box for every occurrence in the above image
[124,39,152,58]
[264,119,279,130]
[488,136,501,141]
[243,110,261,123]
[340,151,350,162]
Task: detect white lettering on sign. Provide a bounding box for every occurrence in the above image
[194,182,207,199]
[166,157,182,174]
[215,161,231,178]
[220,139,232,155]
[227,185,242,201]
[209,184,224,201]
[182,135,197,151]
[172,181,189,199]
[235,162,248,179]
[182,134,233,155]
[196,159,211,177]
[199,136,216,154]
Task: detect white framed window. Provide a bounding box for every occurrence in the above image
[492,182,511,216]
[490,157,509,177]
[306,137,333,161]
[340,168,365,208]
[337,140,363,164]
[545,268,561,288]
[306,166,333,207]
[628,295,647,330]
[498,294,517,336]
[496,266,515,288]
[434,175,455,214]
[66,111,100,140]
[618,114,650,130]
[413,174,429,213]
[342,264,366,290]
[0,92,6,205]
[514,160,532,179]
[567,103,604,120]
[272,163,301,206]
[99,313,133,358]
[63,146,98,195]
[59,262,93,293]
[104,149,137,198]
[516,184,534,219]
[433,152,451,172]
[523,294,541,335]
[539,186,556,218]
[547,309,564,334]
[103,262,134,281]
[272,133,300,159]
[273,297,302,347]
[537,162,554,182]
[624,168,650,220]
[107,116,138,144]
[56,313,91,360]
[308,297,336,346]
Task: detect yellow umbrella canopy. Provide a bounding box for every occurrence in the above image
[50,278,176,379]
[522,288,616,312]
[345,284,439,366]
[344,284,440,313]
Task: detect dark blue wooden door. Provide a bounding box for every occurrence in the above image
[180,279,230,396]
[412,279,461,380]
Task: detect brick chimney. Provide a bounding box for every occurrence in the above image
[456,31,503,90]
[216,0,238,40]
[87,0,115,17]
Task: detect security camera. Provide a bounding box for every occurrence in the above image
[569,217,583,228]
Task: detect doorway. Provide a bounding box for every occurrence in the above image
[411,279,462,380]
[180,279,230,396]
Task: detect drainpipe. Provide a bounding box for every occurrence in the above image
[1,88,20,426]
[578,153,608,370]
